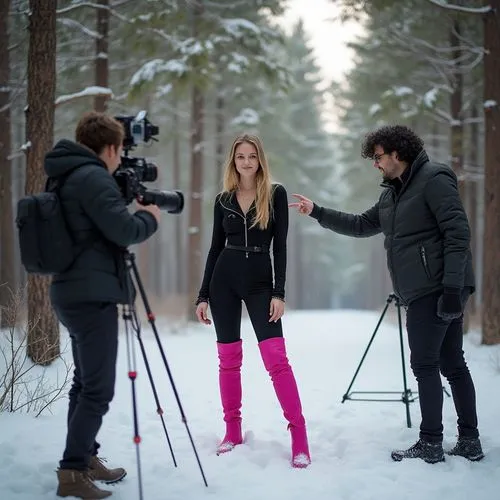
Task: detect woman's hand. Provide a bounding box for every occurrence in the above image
[269,297,285,322]
[196,301,212,325]
[288,193,314,215]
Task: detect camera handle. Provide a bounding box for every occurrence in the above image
[121,249,208,500]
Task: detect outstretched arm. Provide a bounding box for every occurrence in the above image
[196,195,226,303]
[289,193,381,238]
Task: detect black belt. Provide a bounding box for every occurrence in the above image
[226,244,269,253]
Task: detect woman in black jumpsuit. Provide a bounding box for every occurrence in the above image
[195,134,311,468]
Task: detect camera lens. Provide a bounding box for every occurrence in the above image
[142,189,184,214]
[142,163,157,183]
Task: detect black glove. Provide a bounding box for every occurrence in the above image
[437,287,462,320]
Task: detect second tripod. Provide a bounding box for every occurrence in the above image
[341,293,451,428]
[342,293,416,428]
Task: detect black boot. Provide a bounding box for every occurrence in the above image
[447,437,484,461]
[391,439,445,464]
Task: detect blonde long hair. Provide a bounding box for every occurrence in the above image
[222,134,273,230]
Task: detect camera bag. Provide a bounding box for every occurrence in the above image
[16,168,90,275]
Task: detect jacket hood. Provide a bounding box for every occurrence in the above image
[44,139,107,178]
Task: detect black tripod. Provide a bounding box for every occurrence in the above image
[121,250,208,500]
[341,293,451,428]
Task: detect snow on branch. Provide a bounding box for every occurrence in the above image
[429,106,454,124]
[55,86,114,107]
[220,18,261,38]
[463,116,484,125]
[130,59,188,87]
[149,28,182,48]
[230,108,260,127]
[56,2,129,23]
[57,18,102,40]
[385,28,482,86]
[205,0,251,8]
[426,0,492,14]
[484,100,498,109]
[399,34,483,55]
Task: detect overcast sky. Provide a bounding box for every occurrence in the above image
[276,0,365,131]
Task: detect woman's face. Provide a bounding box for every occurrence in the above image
[234,141,259,180]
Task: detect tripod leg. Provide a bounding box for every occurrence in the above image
[342,297,392,403]
[135,334,178,467]
[122,306,145,500]
[127,252,208,488]
[396,300,412,428]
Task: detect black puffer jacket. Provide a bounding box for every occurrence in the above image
[310,150,475,305]
[44,139,158,305]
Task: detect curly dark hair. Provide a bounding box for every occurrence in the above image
[361,125,424,165]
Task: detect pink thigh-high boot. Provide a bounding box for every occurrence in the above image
[259,337,311,468]
[216,340,244,455]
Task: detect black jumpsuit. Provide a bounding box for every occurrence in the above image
[197,183,288,344]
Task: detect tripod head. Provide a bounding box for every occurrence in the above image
[387,293,399,304]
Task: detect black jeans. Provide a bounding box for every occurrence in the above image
[406,290,479,443]
[55,302,119,470]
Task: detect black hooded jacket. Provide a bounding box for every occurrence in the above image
[44,139,158,305]
[310,150,475,305]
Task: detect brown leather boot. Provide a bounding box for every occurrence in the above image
[56,469,112,499]
[88,456,127,484]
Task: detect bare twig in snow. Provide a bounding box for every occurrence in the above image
[0,288,72,417]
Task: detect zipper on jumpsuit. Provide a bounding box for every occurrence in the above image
[244,217,248,258]
[220,200,249,259]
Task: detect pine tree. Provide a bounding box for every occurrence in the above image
[24,0,59,365]
[481,0,500,344]
[0,0,16,328]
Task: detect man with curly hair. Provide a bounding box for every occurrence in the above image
[289,124,483,464]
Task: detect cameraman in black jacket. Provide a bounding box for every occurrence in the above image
[45,111,160,499]
[290,125,483,465]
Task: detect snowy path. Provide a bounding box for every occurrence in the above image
[1,309,499,500]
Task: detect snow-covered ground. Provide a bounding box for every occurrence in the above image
[1,308,499,500]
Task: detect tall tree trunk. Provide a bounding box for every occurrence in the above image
[14,119,26,293]
[173,93,183,294]
[481,0,500,345]
[187,86,204,321]
[137,96,151,297]
[0,0,17,328]
[450,20,465,193]
[450,19,470,333]
[187,1,205,321]
[431,120,439,159]
[94,0,109,112]
[24,0,59,365]
[467,102,479,316]
[215,91,225,186]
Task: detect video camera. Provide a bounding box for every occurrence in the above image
[113,110,184,214]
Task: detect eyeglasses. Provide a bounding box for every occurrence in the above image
[373,153,389,164]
